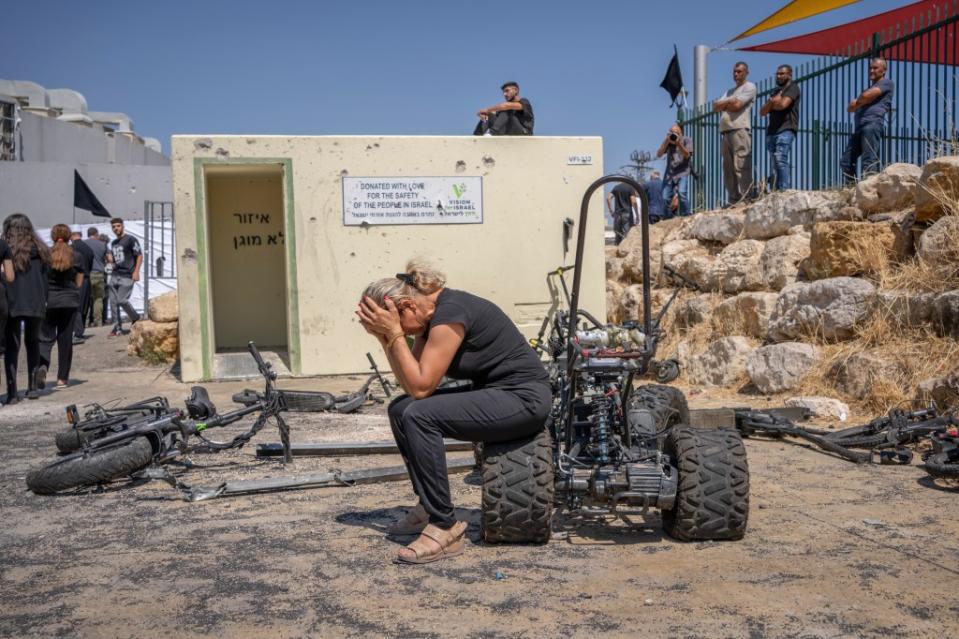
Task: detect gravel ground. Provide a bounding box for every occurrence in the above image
[1,326,957,638]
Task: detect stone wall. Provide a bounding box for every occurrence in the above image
[607,158,959,414]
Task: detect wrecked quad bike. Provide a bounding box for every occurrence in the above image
[478,176,749,545]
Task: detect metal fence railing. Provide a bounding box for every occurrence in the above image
[679,0,958,212]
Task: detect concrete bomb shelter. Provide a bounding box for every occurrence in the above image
[171,135,606,381]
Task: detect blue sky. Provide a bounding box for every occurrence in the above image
[2,0,908,172]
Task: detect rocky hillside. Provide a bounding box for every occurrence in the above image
[606,157,959,418]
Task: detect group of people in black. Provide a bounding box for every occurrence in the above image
[0,213,142,405]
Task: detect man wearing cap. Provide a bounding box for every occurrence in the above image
[474,82,534,136]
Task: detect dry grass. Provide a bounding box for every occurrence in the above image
[796,307,959,413]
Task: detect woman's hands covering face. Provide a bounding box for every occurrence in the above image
[356,295,404,339]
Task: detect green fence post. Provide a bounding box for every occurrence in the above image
[812,119,821,191]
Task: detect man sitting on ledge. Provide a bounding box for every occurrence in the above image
[474,81,534,136]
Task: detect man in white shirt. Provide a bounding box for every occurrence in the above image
[713,61,757,206]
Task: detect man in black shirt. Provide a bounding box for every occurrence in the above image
[473,82,534,136]
[106,217,142,336]
[760,65,801,191]
[70,231,93,341]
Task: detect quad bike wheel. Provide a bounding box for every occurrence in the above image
[26,437,154,495]
[662,426,750,541]
[481,429,554,543]
[632,384,690,430]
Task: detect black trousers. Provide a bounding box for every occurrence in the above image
[75,278,91,337]
[40,307,77,382]
[388,382,551,528]
[5,316,42,395]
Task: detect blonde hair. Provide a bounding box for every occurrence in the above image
[362,258,447,306]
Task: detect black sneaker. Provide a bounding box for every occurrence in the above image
[4,392,18,405]
[25,389,39,400]
[34,365,47,391]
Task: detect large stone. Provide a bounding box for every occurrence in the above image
[616,216,689,258]
[833,350,905,400]
[768,277,876,341]
[746,342,819,394]
[914,155,959,222]
[872,290,936,329]
[606,281,625,324]
[606,254,626,284]
[785,396,850,421]
[148,291,179,323]
[712,292,779,339]
[618,284,645,321]
[712,239,765,293]
[815,205,864,223]
[917,215,959,264]
[917,369,959,410]
[690,212,745,244]
[685,336,754,387]
[661,239,715,290]
[931,290,959,338]
[803,220,910,280]
[127,320,179,364]
[744,190,846,239]
[853,163,922,214]
[673,294,715,329]
[760,232,810,290]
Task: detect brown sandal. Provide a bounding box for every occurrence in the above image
[395,521,467,565]
[387,504,429,535]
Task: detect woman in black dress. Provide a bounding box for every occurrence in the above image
[357,259,551,564]
[3,213,50,403]
[36,224,84,390]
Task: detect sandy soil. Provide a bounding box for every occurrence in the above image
[1,326,957,638]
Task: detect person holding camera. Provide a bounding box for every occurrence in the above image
[656,124,693,218]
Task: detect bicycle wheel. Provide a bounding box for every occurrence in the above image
[27,437,154,494]
[55,421,124,454]
[279,390,336,412]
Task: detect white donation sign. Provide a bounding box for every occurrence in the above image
[342,177,483,225]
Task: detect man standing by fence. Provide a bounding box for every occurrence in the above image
[841,58,894,184]
[760,65,800,191]
[657,124,693,217]
[713,62,757,206]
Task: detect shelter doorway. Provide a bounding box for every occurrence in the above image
[205,164,288,355]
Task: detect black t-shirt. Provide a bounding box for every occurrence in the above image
[72,239,94,275]
[6,246,48,318]
[111,234,142,277]
[516,98,534,134]
[768,82,801,134]
[425,288,548,388]
[610,184,634,215]
[47,250,83,310]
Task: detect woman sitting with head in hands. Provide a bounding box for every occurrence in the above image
[356,259,551,565]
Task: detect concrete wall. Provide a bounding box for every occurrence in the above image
[172,135,607,381]
[18,111,168,165]
[0,161,172,227]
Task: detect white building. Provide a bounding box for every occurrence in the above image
[0,79,171,228]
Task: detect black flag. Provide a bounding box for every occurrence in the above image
[73,170,110,217]
[659,45,685,106]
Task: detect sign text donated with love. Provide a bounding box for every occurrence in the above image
[342,177,483,225]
